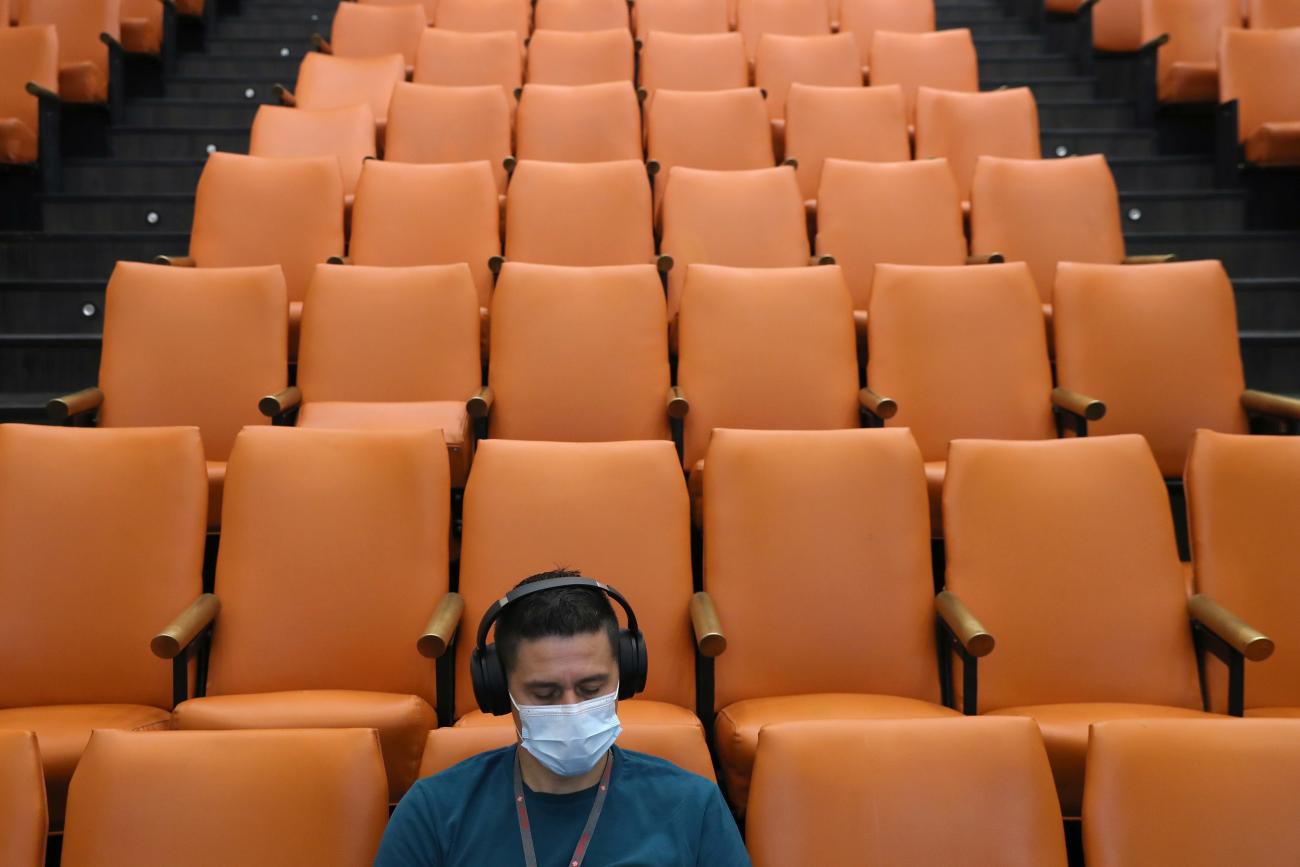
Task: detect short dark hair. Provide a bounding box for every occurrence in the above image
[495,568,620,675]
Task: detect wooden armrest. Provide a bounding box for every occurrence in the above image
[311,33,332,53]
[154,255,195,266]
[47,386,103,422]
[99,32,123,50]
[859,387,897,420]
[325,255,351,265]
[966,253,1005,265]
[690,591,726,657]
[781,157,799,170]
[417,592,464,658]
[25,81,60,102]
[151,593,221,659]
[1051,387,1106,421]
[259,386,302,419]
[667,386,689,419]
[488,255,505,276]
[646,159,660,179]
[936,591,994,658]
[1241,389,1300,421]
[1123,254,1177,264]
[467,386,494,419]
[1189,594,1274,662]
[811,254,835,266]
[1138,32,1170,53]
[656,254,674,273]
[272,83,296,106]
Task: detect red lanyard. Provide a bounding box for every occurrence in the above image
[513,748,614,867]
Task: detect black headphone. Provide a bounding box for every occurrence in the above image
[470,576,649,716]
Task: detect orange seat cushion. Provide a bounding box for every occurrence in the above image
[172,689,437,799]
[296,400,471,487]
[120,17,161,53]
[0,704,171,829]
[987,702,1221,817]
[1244,122,1300,166]
[1163,61,1218,103]
[58,61,108,103]
[0,118,38,164]
[1247,706,1300,718]
[716,693,960,813]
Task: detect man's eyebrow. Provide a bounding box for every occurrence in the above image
[522,680,563,690]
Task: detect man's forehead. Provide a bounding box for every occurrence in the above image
[510,632,618,675]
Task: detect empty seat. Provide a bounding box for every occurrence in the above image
[327,2,426,70]
[482,262,671,441]
[61,729,388,867]
[0,424,206,828]
[1220,27,1300,166]
[814,159,968,325]
[784,83,911,202]
[943,435,1220,816]
[283,52,406,143]
[0,730,46,867]
[1186,431,1298,715]
[737,0,832,62]
[1090,0,1144,51]
[1050,260,1290,478]
[48,262,287,526]
[516,81,643,163]
[526,28,635,84]
[502,159,657,267]
[753,33,862,138]
[347,159,500,308]
[0,24,58,165]
[535,0,630,31]
[288,264,483,487]
[1248,0,1300,26]
[20,0,117,103]
[120,0,163,54]
[869,28,978,122]
[838,0,935,70]
[705,428,961,814]
[249,103,376,207]
[1085,719,1300,865]
[969,155,1126,312]
[385,83,512,192]
[412,29,522,97]
[360,0,437,25]
[1143,0,1240,103]
[915,86,1041,206]
[633,0,730,35]
[170,427,450,800]
[637,31,749,99]
[748,718,1067,866]
[659,166,810,321]
[434,0,531,44]
[675,265,860,477]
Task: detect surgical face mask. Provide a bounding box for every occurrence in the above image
[512,689,622,778]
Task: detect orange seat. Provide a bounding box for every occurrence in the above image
[659,166,810,321]
[433,0,531,44]
[20,0,117,103]
[385,83,512,192]
[120,0,163,54]
[784,83,911,202]
[1091,0,1143,50]
[535,0,630,31]
[753,33,862,140]
[637,31,749,100]
[502,159,656,268]
[248,104,376,206]
[943,435,1219,816]
[294,264,482,487]
[1248,0,1300,26]
[328,2,426,70]
[347,159,500,308]
[633,0,730,35]
[412,29,522,97]
[705,428,961,814]
[1085,719,1300,866]
[526,28,635,84]
[360,0,437,26]
[1143,0,1240,103]
[969,154,1126,311]
[736,0,831,62]
[171,427,450,800]
[915,86,1041,206]
[0,25,57,165]
[0,730,47,867]
[290,52,405,144]
[814,159,968,327]
[1220,27,1300,165]
[61,730,388,866]
[748,718,1067,866]
[838,0,934,70]
[0,425,206,828]
[484,262,671,441]
[869,28,978,123]
[516,81,643,163]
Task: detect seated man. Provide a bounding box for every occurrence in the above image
[375,569,749,866]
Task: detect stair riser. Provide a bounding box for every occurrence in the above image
[201,39,311,59]
[1042,130,1156,158]
[971,37,1048,58]
[1110,161,1216,191]
[1038,102,1135,129]
[214,19,327,38]
[1126,235,1300,277]
[42,199,195,234]
[984,79,1096,100]
[0,347,100,393]
[1242,340,1300,395]
[0,236,188,279]
[176,56,300,78]
[980,56,1080,78]
[1236,285,1300,332]
[0,285,105,334]
[110,130,248,160]
[164,78,284,100]
[1118,196,1248,233]
[935,6,1020,22]
[62,163,205,195]
[125,101,263,127]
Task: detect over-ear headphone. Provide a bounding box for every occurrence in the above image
[470,576,648,716]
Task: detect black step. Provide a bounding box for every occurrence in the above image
[0,393,58,423]
[163,76,288,101]
[1108,156,1216,190]
[1042,128,1157,158]
[0,344,100,393]
[110,127,249,160]
[983,77,1097,100]
[1125,231,1300,277]
[1117,190,1248,233]
[1037,100,1135,129]
[1233,277,1300,331]
[212,18,328,38]
[972,35,1045,57]
[175,54,300,78]
[1241,335,1300,394]
[936,5,1020,23]
[41,194,195,234]
[62,159,206,195]
[938,17,1034,35]
[201,37,311,59]
[980,55,1080,79]
[0,279,106,334]
[125,99,263,127]
[0,232,188,279]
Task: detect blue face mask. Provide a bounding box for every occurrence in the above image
[512,689,622,777]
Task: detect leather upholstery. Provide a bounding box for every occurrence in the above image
[1221,28,1300,165]
[348,159,501,307]
[1142,0,1239,103]
[814,158,967,314]
[61,729,388,866]
[21,0,117,103]
[413,29,523,97]
[915,86,1041,204]
[0,23,57,164]
[189,153,344,311]
[869,29,978,122]
[638,32,749,100]
[249,104,376,203]
[1248,0,1300,27]
[98,262,287,525]
[970,154,1126,304]
[1084,719,1300,866]
[1052,260,1247,477]
[676,265,860,469]
[503,158,656,268]
[535,0,630,30]
[455,439,694,720]
[359,0,437,25]
[297,401,471,487]
[516,82,643,163]
[785,84,911,202]
[488,262,671,442]
[0,730,45,867]
[120,0,163,54]
[737,0,831,62]
[330,1,425,68]
[386,83,513,192]
[754,33,862,125]
[838,0,935,68]
[1092,0,1143,50]
[434,0,532,45]
[660,166,810,321]
[747,718,1067,866]
[633,0,731,36]
[526,28,635,85]
[293,51,406,133]
[1186,430,1300,713]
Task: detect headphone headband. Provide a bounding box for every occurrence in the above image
[474,576,640,652]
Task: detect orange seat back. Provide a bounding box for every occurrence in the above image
[21,0,118,102]
[838,0,934,67]
[1248,0,1300,27]
[1142,0,1240,102]
[516,81,643,163]
[737,0,831,61]
[412,28,523,96]
[785,83,911,201]
[915,86,1041,202]
[534,0,630,31]
[359,0,437,25]
[526,28,635,84]
[385,82,512,191]
[434,0,531,43]
[249,104,377,200]
[638,31,749,98]
[869,28,977,122]
[0,25,58,164]
[293,51,406,127]
[753,33,861,121]
[330,2,426,67]
[1220,27,1300,143]
[0,730,44,867]
[633,0,729,36]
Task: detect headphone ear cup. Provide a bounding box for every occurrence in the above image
[472,644,512,716]
[617,629,648,699]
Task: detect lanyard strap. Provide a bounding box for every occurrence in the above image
[513,748,614,867]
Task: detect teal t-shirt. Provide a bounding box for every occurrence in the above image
[374,746,751,867]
